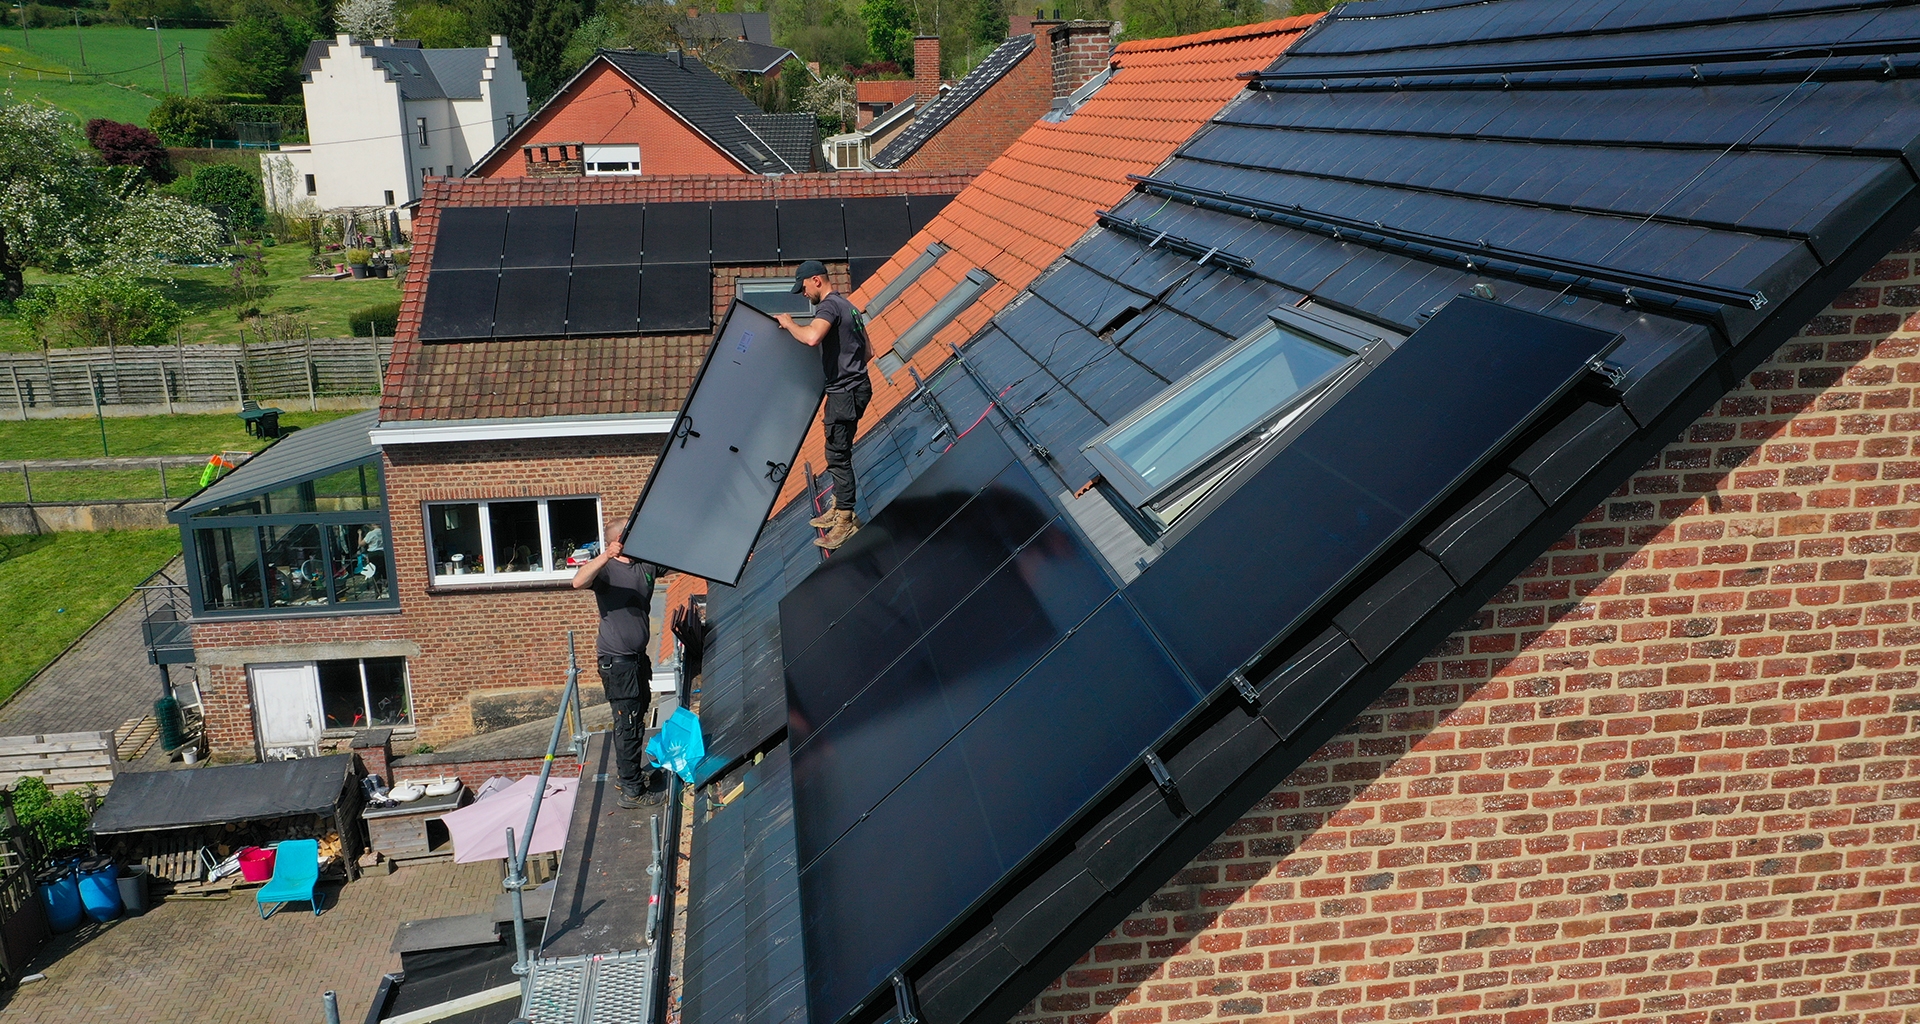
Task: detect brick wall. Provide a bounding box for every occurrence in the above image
[713,261,855,326]
[916,36,944,108]
[896,42,1053,176]
[1050,22,1114,98]
[193,434,665,755]
[1012,257,1920,1024]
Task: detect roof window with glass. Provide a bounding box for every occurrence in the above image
[862,242,948,319]
[874,266,996,380]
[1085,306,1395,530]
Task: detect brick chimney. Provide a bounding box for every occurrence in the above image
[1048,20,1113,99]
[913,36,942,107]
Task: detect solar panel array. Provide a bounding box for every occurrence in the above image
[417,196,945,341]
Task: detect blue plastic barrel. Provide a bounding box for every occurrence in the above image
[39,866,81,933]
[76,859,121,923]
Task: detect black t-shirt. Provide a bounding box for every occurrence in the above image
[591,557,657,659]
[814,292,870,393]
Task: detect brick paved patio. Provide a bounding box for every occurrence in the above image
[0,859,503,1024]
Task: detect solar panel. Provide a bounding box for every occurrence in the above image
[566,265,641,335]
[739,289,814,318]
[573,204,644,266]
[417,269,500,340]
[501,206,576,268]
[431,207,508,270]
[711,200,779,264]
[906,193,955,234]
[621,301,826,584]
[1129,297,1620,688]
[644,203,711,263]
[777,199,846,262]
[848,257,889,290]
[842,197,914,258]
[493,267,572,337]
[638,264,714,333]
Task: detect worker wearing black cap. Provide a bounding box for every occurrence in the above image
[775,259,871,550]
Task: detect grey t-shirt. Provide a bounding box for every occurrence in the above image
[814,293,870,393]
[592,558,656,659]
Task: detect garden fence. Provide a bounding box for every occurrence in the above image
[0,337,393,416]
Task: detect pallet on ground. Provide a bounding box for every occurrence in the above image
[0,732,114,790]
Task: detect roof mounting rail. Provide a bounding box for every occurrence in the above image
[947,343,1050,461]
[1124,174,1766,317]
[1240,37,1920,83]
[1095,211,1254,272]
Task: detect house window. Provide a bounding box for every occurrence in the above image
[384,190,395,206]
[318,657,412,729]
[873,267,995,379]
[1084,308,1384,528]
[738,276,812,317]
[186,458,393,615]
[505,112,515,130]
[422,167,432,186]
[584,144,641,174]
[425,497,602,584]
[863,242,947,319]
[304,174,316,195]
[417,116,429,147]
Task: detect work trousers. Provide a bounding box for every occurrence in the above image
[599,657,653,796]
[823,380,872,508]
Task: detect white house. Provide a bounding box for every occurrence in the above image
[263,35,528,228]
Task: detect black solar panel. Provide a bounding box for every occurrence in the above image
[493,267,572,337]
[566,265,641,335]
[907,193,955,234]
[501,206,576,268]
[712,200,779,263]
[848,257,888,290]
[638,263,714,332]
[573,204,644,266]
[431,207,508,270]
[645,203,712,263]
[777,199,847,262]
[842,197,915,258]
[417,269,499,340]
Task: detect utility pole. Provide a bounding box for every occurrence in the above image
[16,4,28,49]
[153,18,168,95]
[72,10,83,67]
[179,43,188,97]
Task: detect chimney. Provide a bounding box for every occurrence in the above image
[913,36,942,107]
[1048,20,1113,99]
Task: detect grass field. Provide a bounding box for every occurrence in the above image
[0,408,359,461]
[0,25,216,125]
[0,529,181,703]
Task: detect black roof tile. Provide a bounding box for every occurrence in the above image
[599,50,802,174]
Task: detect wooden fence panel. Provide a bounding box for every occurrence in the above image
[0,339,392,412]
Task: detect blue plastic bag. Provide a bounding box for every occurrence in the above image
[646,707,707,785]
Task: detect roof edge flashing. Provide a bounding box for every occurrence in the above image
[369,411,678,445]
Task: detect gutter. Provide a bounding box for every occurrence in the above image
[369,412,677,446]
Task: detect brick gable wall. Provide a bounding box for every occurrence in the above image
[1011,254,1920,1024]
[895,45,1054,175]
[472,61,748,178]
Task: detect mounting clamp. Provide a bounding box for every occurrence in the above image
[891,971,921,1024]
[1143,751,1187,816]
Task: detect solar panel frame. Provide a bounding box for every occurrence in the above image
[430,207,509,270]
[907,193,956,234]
[644,203,713,263]
[712,200,780,263]
[573,203,645,266]
[501,206,577,268]
[417,268,500,340]
[842,197,915,258]
[777,199,848,262]
[638,263,715,333]
[493,267,573,337]
[566,264,642,335]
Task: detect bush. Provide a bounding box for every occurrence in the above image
[147,96,231,148]
[11,778,93,860]
[85,119,174,182]
[176,163,265,232]
[345,248,374,266]
[349,301,400,337]
[16,277,186,348]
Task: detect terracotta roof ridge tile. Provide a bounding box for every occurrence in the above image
[1113,13,1320,57]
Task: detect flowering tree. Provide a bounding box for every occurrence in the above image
[335,0,398,40]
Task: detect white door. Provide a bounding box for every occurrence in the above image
[250,663,322,756]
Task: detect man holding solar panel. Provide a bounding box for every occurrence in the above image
[775,260,874,551]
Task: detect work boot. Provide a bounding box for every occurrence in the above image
[619,768,672,810]
[814,509,861,551]
[807,497,839,529]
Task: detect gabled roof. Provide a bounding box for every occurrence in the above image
[683,10,774,48]
[706,38,798,75]
[871,34,1036,168]
[301,37,492,101]
[596,49,799,173]
[738,112,819,172]
[673,5,1920,1024]
[855,79,916,108]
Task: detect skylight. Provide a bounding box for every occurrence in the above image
[873,267,995,380]
[861,242,948,319]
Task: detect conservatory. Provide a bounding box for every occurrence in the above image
[170,411,394,617]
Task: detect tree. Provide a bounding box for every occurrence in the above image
[860,0,913,66]
[395,1,487,47]
[334,0,396,38]
[1120,0,1236,40]
[16,276,187,348]
[85,119,174,183]
[559,0,684,83]
[203,15,306,102]
[0,101,225,300]
[148,96,232,148]
[474,0,598,99]
[970,0,1006,48]
[799,73,856,134]
[177,163,266,233]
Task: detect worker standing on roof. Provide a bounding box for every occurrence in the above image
[572,535,670,810]
[776,259,872,551]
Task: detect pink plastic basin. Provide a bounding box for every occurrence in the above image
[237,846,276,883]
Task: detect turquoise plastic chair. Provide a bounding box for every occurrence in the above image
[256,839,323,919]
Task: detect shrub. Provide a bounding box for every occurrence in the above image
[11,778,94,860]
[349,301,400,337]
[17,277,185,348]
[84,119,173,182]
[178,163,265,232]
[345,248,374,266]
[147,96,231,148]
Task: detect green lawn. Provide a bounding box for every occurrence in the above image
[0,529,181,703]
[0,408,359,460]
[0,244,403,352]
[0,25,216,125]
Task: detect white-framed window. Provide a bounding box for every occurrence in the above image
[417,116,429,147]
[584,144,641,174]
[425,496,602,585]
[738,277,813,318]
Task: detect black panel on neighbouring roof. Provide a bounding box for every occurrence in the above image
[492,267,572,337]
[848,257,888,290]
[843,197,915,258]
[572,204,644,266]
[431,207,508,270]
[417,269,499,340]
[637,264,713,333]
[778,199,847,262]
[644,203,712,263]
[501,206,576,268]
[712,200,779,263]
[566,265,641,335]
[907,193,954,234]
